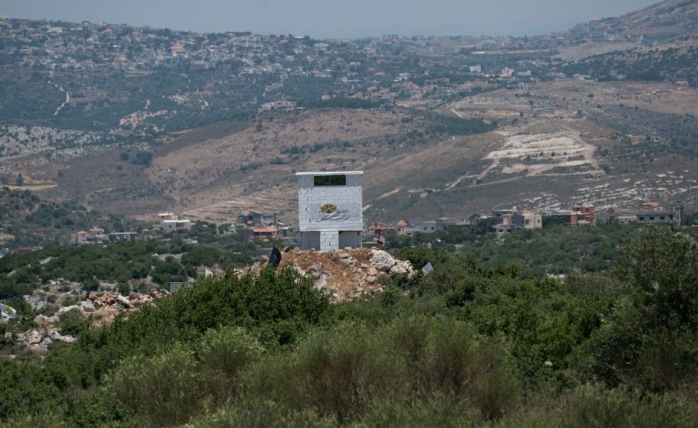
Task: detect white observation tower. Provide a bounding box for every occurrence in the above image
[296,171,364,251]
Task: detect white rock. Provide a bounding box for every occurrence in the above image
[391,261,414,275]
[34,314,50,325]
[23,294,46,311]
[292,265,307,277]
[339,256,356,268]
[314,273,329,290]
[47,329,76,344]
[77,300,95,312]
[116,295,131,308]
[390,263,408,274]
[308,265,322,279]
[369,249,397,272]
[58,305,81,316]
[24,329,42,345]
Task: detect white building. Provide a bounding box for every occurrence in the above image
[297,171,364,251]
[163,219,192,232]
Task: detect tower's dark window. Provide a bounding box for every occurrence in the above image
[314,175,346,186]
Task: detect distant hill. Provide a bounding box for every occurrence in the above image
[564,0,698,45]
[553,1,698,86]
[21,81,698,226]
[0,187,144,248]
[0,187,40,223]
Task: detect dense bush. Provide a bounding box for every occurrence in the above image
[583,227,698,391]
[241,317,518,423]
[106,345,204,427]
[0,235,255,299]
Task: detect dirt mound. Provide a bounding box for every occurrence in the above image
[275,247,415,302]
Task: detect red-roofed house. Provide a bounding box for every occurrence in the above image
[246,227,278,242]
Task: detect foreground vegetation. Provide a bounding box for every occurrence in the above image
[2,226,698,427]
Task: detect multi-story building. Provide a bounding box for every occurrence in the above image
[548,206,596,227]
[635,210,681,225]
[572,206,596,225]
[522,211,543,229]
[162,219,192,232]
[494,211,542,235]
[75,226,108,245]
[601,203,682,225]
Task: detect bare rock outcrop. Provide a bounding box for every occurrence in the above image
[11,328,76,352]
[370,249,415,276]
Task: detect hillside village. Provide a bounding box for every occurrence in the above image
[1,4,698,227]
[67,201,684,250]
[0,17,557,83]
[64,168,685,251]
[4,11,692,143]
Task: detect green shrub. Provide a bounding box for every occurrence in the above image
[559,385,698,428]
[117,282,130,296]
[418,318,519,420]
[196,326,263,378]
[105,345,204,427]
[291,324,409,421]
[187,401,338,428]
[242,317,519,423]
[57,309,88,337]
[243,323,409,422]
[358,394,481,428]
[611,226,698,329]
[0,361,61,421]
[81,279,99,293]
[584,228,698,391]
[0,413,68,428]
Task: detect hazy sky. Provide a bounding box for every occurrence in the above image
[1,0,660,38]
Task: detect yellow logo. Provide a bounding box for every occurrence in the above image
[320,203,338,214]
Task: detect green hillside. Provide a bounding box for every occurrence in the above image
[1,226,698,426]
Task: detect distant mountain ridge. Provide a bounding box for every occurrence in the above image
[564,0,698,44]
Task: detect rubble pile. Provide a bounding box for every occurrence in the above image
[5,328,77,353]
[277,247,415,302]
[7,290,170,353]
[85,290,169,325]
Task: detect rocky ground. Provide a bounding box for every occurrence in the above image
[7,290,170,353]
[277,247,415,302]
[4,248,416,353]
